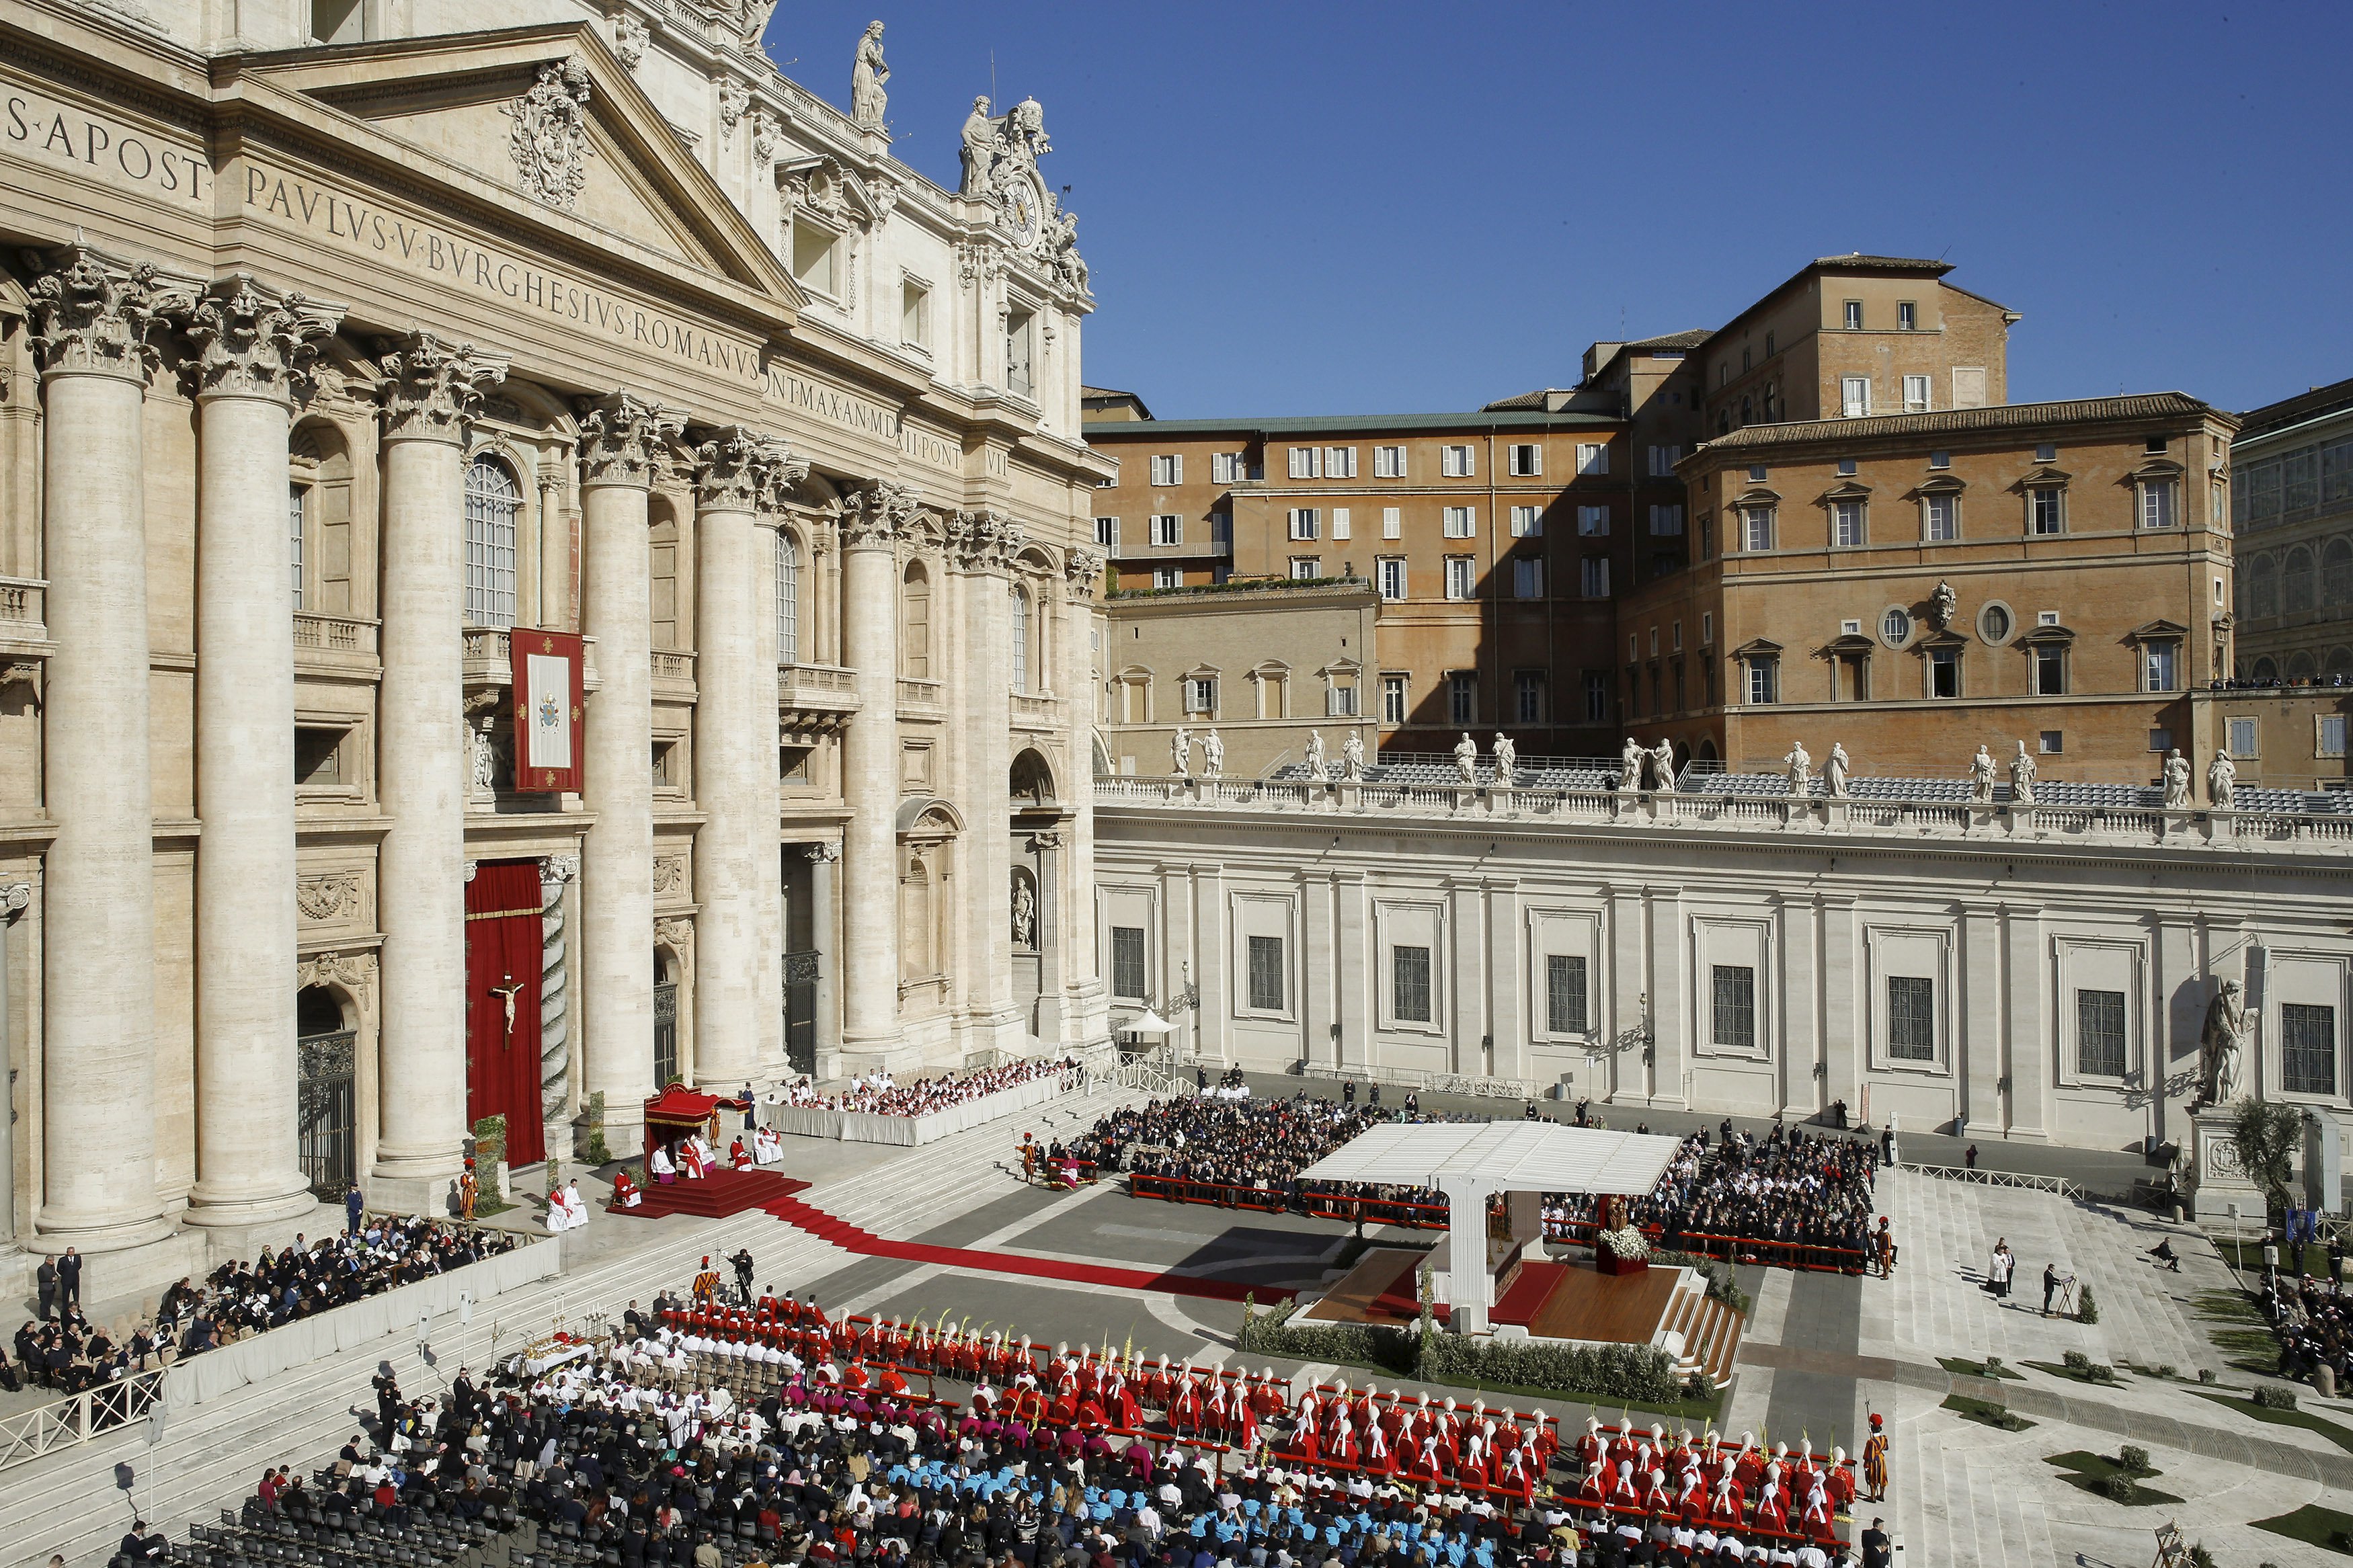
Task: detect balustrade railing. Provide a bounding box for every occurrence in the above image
[292,613,378,656]
[0,1368,164,1474]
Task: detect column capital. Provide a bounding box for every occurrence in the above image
[378,331,508,442]
[838,478,918,550]
[182,274,345,403]
[692,425,808,515]
[25,242,196,385]
[1063,544,1105,602]
[577,388,686,489]
[541,852,580,894]
[947,508,1025,575]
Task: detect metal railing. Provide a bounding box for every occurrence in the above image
[0,1368,164,1474]
[1296,1061,1540,1102]
[1900,1162,2082,1198]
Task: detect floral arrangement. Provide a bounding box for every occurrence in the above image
[1601,1225,1651,1261]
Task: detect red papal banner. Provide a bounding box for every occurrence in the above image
[510,628,585,794]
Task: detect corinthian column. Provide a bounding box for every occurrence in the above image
[577,390,684,1144]
[951,511,1019,1046]
[1060,547,1107,1034]
[838,481,914,1067]
[184,275,344,1228]
[372,333,508,1210]
[26,245,192,1251]
[689,428,805,1086]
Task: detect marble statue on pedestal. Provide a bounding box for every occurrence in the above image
[1201,728,1224,778]
[2209,747,2238,809]
[1784,740,1812,797]
[1618,735,1644,795]
[2198,979,2251,1109]
[1454,732,1478,784]
[850,21,889,128]
[2163,748,2192,809]
[1170,726,1191,778]
[1304,729,1327,782]
[1823,742,1851,798]
[959,97,995,194]
[1968,745,1996,804]
[2009,741,2037,805]
[1648,739,1676,794]
[1492,733,1517,784]
[1342,731,1365,781]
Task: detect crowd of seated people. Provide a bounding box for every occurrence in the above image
[1049,1094,1444,1220]
[9,1309,155,1395]
[145,1263,1865,1568]
[1542,1126,1880,1273]
[2262,1241,2353,1391]
[769,1058,1082,1120]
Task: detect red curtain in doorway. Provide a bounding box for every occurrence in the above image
[465,861,545,1167]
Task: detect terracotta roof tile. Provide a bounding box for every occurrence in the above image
[1692,392,2229,452]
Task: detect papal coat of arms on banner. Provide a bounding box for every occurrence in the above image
[509,629,584,793]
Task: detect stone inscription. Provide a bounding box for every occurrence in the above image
[1,92,211,204]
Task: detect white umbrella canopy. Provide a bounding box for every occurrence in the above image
[1116,1009,1176,1036]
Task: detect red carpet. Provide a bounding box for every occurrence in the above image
[1490,1259,1567,1326]
[612,1169,811,1219]
[758,1191,1287,1305]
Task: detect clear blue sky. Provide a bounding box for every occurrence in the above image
[772,2,2348,421]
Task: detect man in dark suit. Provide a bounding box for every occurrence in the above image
[56,1247,81,1313]
[34,1257,55,1321]
[1860,1518,1892,1568]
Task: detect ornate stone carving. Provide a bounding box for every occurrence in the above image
[1823,741,1851,798]
[1782,739,1812,797]
[2163,749,2192,809]
[576,389,686,487]
[541,853,580,894]
[955,241,1003,292]
[2198,979,2251,1108]
[1062,546,1103,601]
[2208,747,2238,809]
[692,425,806,515]
[1968,744,1996,804]
[653,854,688,895]
[505,60,596,213]
[838,479,918,550]
[717,75,750,144]
[296,872,364,923]
[801,841,840,863]
[297,948,376,1000]
[752,110,781,167]
[2009,741,2037,805]
[1928,579,1958,631]
[612,14,647,71]
[655,915,694,952]
[378,333,508,441]
[850,20,888,129]
[25,243,194,383]
[756,436,811,512]
[947,507,1024,573]
[869,176,900,231]
[181,274,344,403]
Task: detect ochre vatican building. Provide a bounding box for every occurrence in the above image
[0,0,1111,1292]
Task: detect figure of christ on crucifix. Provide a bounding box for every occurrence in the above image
[489,973,526,1042]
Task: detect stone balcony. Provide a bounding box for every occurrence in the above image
[651,649,696,703]
[461,628,600,692]
[292,612,378,676]
[780,661,859,739]
[1093,773,2353,855]
[1010,691,1064,728]
[895,676,945,716]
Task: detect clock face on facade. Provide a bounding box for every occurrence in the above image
[1005,174,1042,247]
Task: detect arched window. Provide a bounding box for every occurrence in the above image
[2253,657,2279,682]
[775,529,799,666]
[2289,649,2319,682]
[901,561,931,679]
[2328,645,2353,679]
[1009,583,1031,693]
[2250,554,2279,618]
[464,454,520,627]
[2286,545,2316,614]
[2325,537,2353,608]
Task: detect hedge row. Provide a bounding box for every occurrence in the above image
[1238,1300,1684,1404]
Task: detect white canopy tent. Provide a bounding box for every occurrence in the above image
[1298,1120,1684,1333]
[1113,1010,1176,1036]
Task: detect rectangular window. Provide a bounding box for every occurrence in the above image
[1742,506,1776,551]
[1150,513,1183,547]
[2143,641,2179,693]
[1381,506,1402,540]
[1923,493,1958,541]
[2320,714,2347,757]
[1515,669,1546,723]
[1332,507,1352,540]
[1584,671,1609,722]
[1930,450,1951,470]
[1581,556,1611,598]
[1152,567,1181,589]
[1510,504,1543,538]
[1577,505,1609,536]
[1711,965,1757,1050]
[1898,300,1917,331]
[2283,1003,2338,1096]
[1211,452,1243,485]
[1649,504,1685,536]
[1447,670,1476,723]
[1094,515,1117,550]
[1246,934,1285,1012]
[1930,647,1960,698]
[289,485,307,610]
[463,459,519,628]
[1392,946,1433,1024]
[1903,374,1930,413]
[1576,442,1609,477]
[1381,673,1406,725]
[1326,683,1359,717]
[2034,646,2067,696]
[2229,715,2258,757]
[1373,444,1407,479]
[1378,557,1407,601]
[2040,729,2065,753]
[1443,505,1476,538]
[900,277,931,348]
[1839,376,1871,417]
[2077,989,2126,1077]
[1702,612,1713,645]
[1832,500,1866,548]
[1842,300,1864,331]
[1286,447,1320,480]
[1887,975,1936,1061]
[1746,658,1778,705]
[1287,507,1320,540]
[1149,454,1182,486]
[1444,556,1475,600]
[1211,511,1232,550]
[1186,676,1217,714]
[1546,954,1589,1035]
[1508,443,1542,476]
[2029,488,2065,534]
[2140,481,2177,530]
[1326,446,1358,479]
[1289,556,1321,581]
[1513,558,1544,599]
[2149,727,2173,753]
[1441,444,1474,477]
[1109,926,1147,1001]
[1647,444,1683,477]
